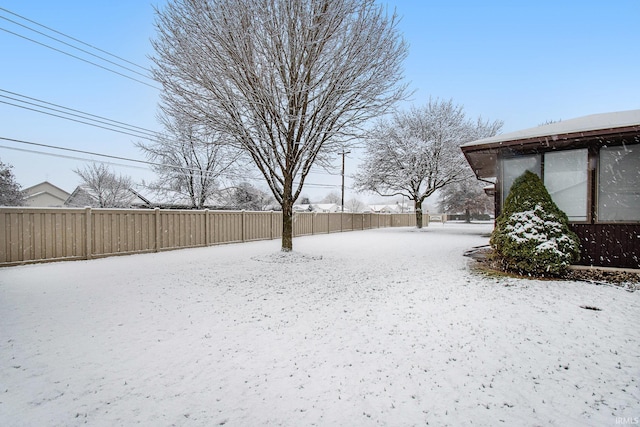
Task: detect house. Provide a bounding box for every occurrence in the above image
[367,203,413,214]
[64,185,143,208]
[461,109,640,269]
[127,188,218,209]
[293,203,340,213]
[293,204,310,212]
[366,204,393,213]
[64,186,97,207]
[311,203,340,213]
[23,181,71,207]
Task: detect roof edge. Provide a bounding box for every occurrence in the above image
[461,109,640,150]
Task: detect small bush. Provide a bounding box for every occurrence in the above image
[490,170,580,276]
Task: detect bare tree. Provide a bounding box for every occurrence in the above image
[0,158,25,206]
[151,0,408,251]
[345,197,366,213]
[354,99,502,228]
[72,164,133,208]
[138,112,242,209]
[222,181,274,211]
[321,191,341,204]
[438,177,493,222]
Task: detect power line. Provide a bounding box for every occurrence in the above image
[0,90,160,140]
[0,99,159,141]
[0,14,153,80]
[0,90,353,180]
[0,136,347,190]
[0,27,159,90]
[1,136,153,166]
[0,89,158,135]
[0,6,150,73]
[0,90,352,180]
[0,144,148,170]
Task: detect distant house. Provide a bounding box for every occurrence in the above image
[311,203,339,213]
[23,181,70,207]
[367,203,412,214]
[293,203,339,213]
[367,204,395,214]
[65,185,143,208]
[128,188,210,209]
[461,109,640,269]
[65,185,230,210]
[64,186,97,207]
[293,204,312,212]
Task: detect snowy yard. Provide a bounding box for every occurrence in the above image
[1,223,638,426]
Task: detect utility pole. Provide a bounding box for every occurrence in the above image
[339,150,351,212]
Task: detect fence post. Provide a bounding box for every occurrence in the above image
[154,208,160,252]
[85,207,92,260]
[241,210,245,243]
[327,212,330,234]
[270,210,274,240]
[205,209,210,246]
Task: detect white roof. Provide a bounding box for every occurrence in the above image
[462,109,640,148]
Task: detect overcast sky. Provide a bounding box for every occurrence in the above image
[1,0,638,203]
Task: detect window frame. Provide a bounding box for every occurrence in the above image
[500,153,542,206]
[543,148,589,223]
[596,144,640,224]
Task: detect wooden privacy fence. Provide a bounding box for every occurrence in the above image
[0,207,417,266]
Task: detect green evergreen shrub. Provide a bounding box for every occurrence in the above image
[490,170,580,276]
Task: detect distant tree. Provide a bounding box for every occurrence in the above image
[72,164,133,208]
[322,191,341,204]
[346,197,366,212]
[0,159,25,206]
[438,176,493,222]
[299,196,311,205]
[224,182,273,211]
[354,99,502,228]
[138,111,243,209]
[152,0,409,251]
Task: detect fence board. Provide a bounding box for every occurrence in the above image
[212,211,241,244]
[293,212,313,236]
[244,211,273,242]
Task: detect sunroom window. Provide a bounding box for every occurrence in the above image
[501,154,541,205]
[544,149,588,221]
[598,145,640,221]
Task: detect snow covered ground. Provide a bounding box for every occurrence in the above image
[1,223,638,426]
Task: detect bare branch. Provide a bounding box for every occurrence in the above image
[71,164,133,208]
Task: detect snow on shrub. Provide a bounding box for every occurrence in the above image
[490,170,580,276]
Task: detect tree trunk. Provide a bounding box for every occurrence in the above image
[465,208,471,223]
[415,199,423,229]
[281,177,294,252]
